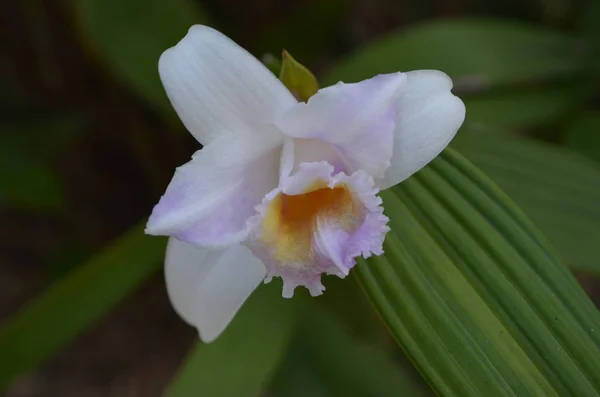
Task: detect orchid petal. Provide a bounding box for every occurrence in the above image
[164,238,266,343]
[146,133,281,247]
[275,73,405,179]
[159,25,296,145]
[247,162,388,298]
[378,70,466,189]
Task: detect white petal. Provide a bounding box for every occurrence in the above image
[278,137,345,182]
[159,25,297,145]
[275,73,405,179]
[164,238,266,342]
[146,132,282,247]
[378,70,466,189]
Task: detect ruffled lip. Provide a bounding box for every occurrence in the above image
[246,161,390,298]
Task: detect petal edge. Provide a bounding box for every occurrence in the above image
[159,25,296,145]
[378,70,466,189]
[164,238,266,342]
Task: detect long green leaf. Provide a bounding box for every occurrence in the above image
[0,224,165,390]
[167,283,295,397]
[325,18,583,87]
[73,0,207,115]
[453,131,600,274]
[358,149,600,396]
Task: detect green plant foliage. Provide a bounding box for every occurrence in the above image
[0,166,63,210]
[73,0,207,116]
[167,284,296,397]
[279,306,431,397]
[0,224,165,390]
[270,347,332,397]
[453,130,600,274]
[358,149,600,396]
[324,18,583,87]
[463,85,593,128]
[564,112,600,164]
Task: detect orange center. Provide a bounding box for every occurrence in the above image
[260,184,361,264]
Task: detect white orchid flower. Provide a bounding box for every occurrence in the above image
[146,25,465,342]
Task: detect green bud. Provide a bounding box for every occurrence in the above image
[279,50,319,102]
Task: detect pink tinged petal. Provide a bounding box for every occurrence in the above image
[275,73,405,179]
[145,133,281,247]
[378,70,466,190]
[164,238,266,343]
[159,25,297,146]
[247,162,389,298]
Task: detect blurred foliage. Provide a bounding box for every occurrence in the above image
[0,224,165,389]
[325,19,586,87]
[2,0,600,395]
[73,0,207,117]
[565,112,600,164]
[579,0,600,40]
[462,84,593,129]
[272,305,431,397]
[0,117,81,210]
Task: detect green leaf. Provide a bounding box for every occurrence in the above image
[325,18,583,87]
[290,305,431,397]
[564,112,600,164]
[167,283,295,397]
[317,275,385,342]
[271,348,331,397]
[453,130,600,274]
[358,149,600,396]
[463,84,593,129]
[73,0,207,115]
[0,224,165,390]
